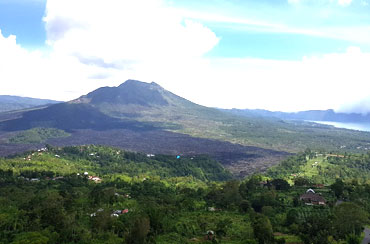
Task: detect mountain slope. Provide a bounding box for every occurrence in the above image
[0,103,156,132]
[0,80,291,176]
[0,95,60,112]
[2,80,370,176]
[2,80,370,153]
[74,79,214,118]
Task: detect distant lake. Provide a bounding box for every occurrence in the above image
[310,121,370,132]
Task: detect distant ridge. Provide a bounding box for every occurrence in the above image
[228,108,370,123]
[0,95,60,113]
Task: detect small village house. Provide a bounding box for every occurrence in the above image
[299,189,326,205]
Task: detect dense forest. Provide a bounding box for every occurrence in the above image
[0,146,369,243]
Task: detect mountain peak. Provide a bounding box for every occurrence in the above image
[118,79,163,90]
[84,80,168,106]
[119,79,147,86]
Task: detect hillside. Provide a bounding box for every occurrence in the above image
[0,80,291,176]
[2,80,370,176]
[229,108,370,123]
[0,145,369,244]
[267,150,370,184]
[0,145,232,181]
[59,80,370,153]
[0,95,60,112]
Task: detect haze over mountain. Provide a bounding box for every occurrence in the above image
[2,80,370,176]
[0,95,60,113]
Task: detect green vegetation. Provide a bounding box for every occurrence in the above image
[1,146,370,243]
[0,145,231,181]
[268,149,370,184]
[8,128,70,144]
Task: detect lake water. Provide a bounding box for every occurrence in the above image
[310,121,370,132]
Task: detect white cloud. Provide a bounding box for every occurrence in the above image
[338,0,352,6]
[125,46,370,112]
[44,0,219,63]
[0,0,219,100]
[0,29,108,100]
[1,0,370,113]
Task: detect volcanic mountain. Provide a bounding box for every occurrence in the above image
[0,80,288,176]
[0,80,219,132]
[1,80,370,176]
[74,79,211,120]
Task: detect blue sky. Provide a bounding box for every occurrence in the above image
[2,0,369,58]
[0,0,46,48]
[207,30,357,60]
[171,0,370,59]
[1,0,370,112]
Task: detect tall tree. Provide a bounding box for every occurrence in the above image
[252,214,274,244]
[333,202,368,238]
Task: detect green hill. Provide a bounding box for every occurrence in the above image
[267,150,370,184]
[1,145,232,182]
[1,145,369,244]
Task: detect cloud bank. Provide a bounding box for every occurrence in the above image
[0,0,219,101]
[1,0,370,113]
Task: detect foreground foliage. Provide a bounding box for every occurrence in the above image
[0,146,369,243]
